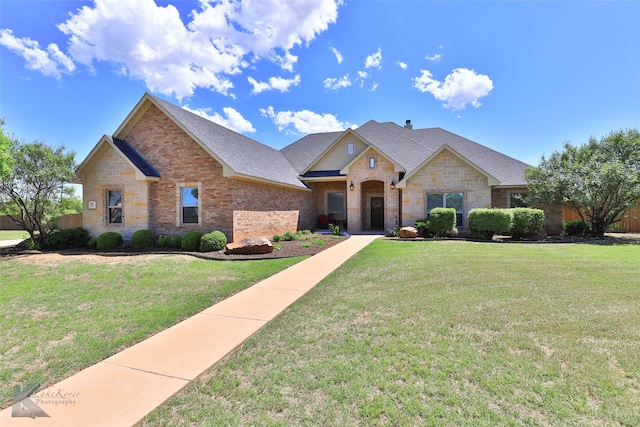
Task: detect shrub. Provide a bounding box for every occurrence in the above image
[414,219,431,237]
[172,235,182,248]
[158,236,172,248]
[510,208,545,239]
[181,231,202,252]
[87,238,97,248]
[42,227,90,249]
[96,232,123,250]
[200,230,227,252]
[563,220,592,237]
[131,229,156,249]
[468,209,512,240]
[386,227,399,237]
[428,208,456,237]
[328,223,341,235]
[282,231,296,241]
[273,234,282,242]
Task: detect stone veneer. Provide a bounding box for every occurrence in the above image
[402,149,491,227]
[345,148,400,232]
[80,142,151,240]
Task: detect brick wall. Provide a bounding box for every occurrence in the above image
[402,149,491,227]
[231,179,314,240]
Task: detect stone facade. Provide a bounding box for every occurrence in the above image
[402,149,492,228]
[80,142,151,240]
[345,148,400,232]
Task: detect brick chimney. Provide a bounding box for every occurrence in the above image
[404,119,413,130]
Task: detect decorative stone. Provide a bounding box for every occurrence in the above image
[225,237,273,255]
[399,226,419,238]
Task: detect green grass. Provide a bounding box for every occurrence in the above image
[0,230,29,241]
[141,240,640,426]
[0,253,304,408]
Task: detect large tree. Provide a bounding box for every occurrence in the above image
[0,139,76,247]
[0,119,13,180]
[525,129,640,237]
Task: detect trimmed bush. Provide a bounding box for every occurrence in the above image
[273,234,282,242]
[414,219,431,237]
[468,209,512,240]
[181,231,202,252]
[42,227,90,249]
[131,229,156,249]
[563,220,592,237]
[158,236,173,248]
[172,235,182,248]
[200,230,227,252]
[510,208,545,239]
[282,231,296,241]
[428,208,456,237]
[87,238,97,248]
[96,232,123,250]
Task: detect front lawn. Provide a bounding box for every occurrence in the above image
[0,230,28,241]
[142,240,640,426]
[0,252,304,408]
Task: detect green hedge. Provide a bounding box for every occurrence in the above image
[428,208,457,237]
[200,230,227,252]
[96,232,123,250]
[563,220,591,237]
[468,209,512,240]
[181,231,202,252]
[131,229,156,249]
[42,227,90,249]
[510,208,545,239]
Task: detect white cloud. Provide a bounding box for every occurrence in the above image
[364,47,382,69]
[324,74,351,90]
[183,104,256,133]
[2,0,342,99]
[248,74,301,94]
[413,68,493,111]
[0,29,75,78]
[330,47,343,63]
[370,81,379,92]
[260,106,351,134]
[425,53,442,62]
[396,61,407,70]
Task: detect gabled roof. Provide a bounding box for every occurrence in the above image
[282,119,530,187]
[76,135,160,182]
[115,93,308,190]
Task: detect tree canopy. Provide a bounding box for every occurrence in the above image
[525,129,640,237]
[0,138,76,247]
[0,119,13,181]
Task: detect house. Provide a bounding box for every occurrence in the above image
[76,93,560,241]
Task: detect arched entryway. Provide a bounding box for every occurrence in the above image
[360,180,385,230]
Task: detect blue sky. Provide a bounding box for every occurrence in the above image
[1,0,638,167]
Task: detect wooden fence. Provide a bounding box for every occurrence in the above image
[1,214,83,230]
[563,205,640,233]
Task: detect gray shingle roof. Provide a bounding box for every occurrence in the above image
[111,137,161,178]
[149,95,307,189]
[281,119,529,186]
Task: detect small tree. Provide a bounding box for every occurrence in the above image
[0,139,76,247]
[526,129,640,237]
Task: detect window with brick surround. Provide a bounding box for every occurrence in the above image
[427,192,464,226]
[369,157,376,168]
[181,186,199,224]
[509,191,529,208]
[107,189,123,224]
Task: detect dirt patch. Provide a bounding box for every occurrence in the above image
[1,235,349,266]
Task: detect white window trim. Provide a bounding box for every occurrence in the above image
[347,141,355,156]
[106,187,124,226]
[369,156,376,169]
[176,182,202,226]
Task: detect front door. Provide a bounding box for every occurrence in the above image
[370,196,384,230]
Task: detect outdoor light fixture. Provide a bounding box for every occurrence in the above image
[390,181,396,189]
[349,181,354,191]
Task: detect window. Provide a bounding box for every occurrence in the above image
[347,142,355,155]
[509,192,529,208]
[107,190,123,224]
[181,187,199,224]
[369,157,376,169]
[427,192,464,226]
[327,192,346,226]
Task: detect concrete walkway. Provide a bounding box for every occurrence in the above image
[0,239,24,248]
[1,235,380,426]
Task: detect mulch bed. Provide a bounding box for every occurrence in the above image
[0,235,350,260]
